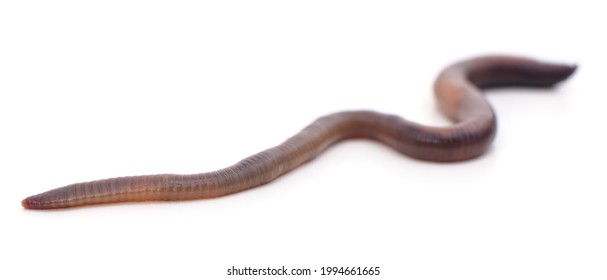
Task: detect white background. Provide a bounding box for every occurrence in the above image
[1,1,605,279]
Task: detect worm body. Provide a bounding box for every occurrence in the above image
[22,55,576,209]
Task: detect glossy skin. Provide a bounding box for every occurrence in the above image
[21,55,577,209]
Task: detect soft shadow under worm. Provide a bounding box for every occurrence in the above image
[22,55,577,209]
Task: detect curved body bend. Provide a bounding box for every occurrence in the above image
[22,55,576,209]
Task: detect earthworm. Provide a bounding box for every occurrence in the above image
[21,55,577,209]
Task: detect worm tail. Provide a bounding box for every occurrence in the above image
[22,175,170,209]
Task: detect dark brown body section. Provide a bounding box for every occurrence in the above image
[21,55,576,209]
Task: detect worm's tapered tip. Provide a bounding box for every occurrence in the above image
[22,196,48,209]
[565,64,578,77]
[21,197,32,209]
[537,62,578,87]
[556,63,578,84]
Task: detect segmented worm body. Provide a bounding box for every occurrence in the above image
[22,55,576,209]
